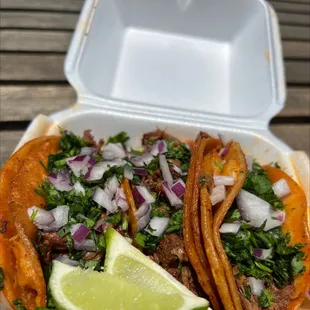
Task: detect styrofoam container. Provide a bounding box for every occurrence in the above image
[2,0,309,307]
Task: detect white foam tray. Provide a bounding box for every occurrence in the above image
[15,0,310,201]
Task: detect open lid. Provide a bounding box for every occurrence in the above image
[65,0,286,129]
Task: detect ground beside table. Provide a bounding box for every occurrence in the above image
[0,0,309,166]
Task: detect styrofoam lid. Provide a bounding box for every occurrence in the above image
[65,0,286,125]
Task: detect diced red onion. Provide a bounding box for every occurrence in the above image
[94,219,111,233]
[116,198,129,212]
[172,165,183,175]
[159,154,173,185]
[272,178,290,199]
[253,248,272,260]
[144,217,169,237]
[85,159,125,181]
[171,179,186,198]
[80,147,96,156]
[130,156,145,167]
[102,143,126,159]
[213,175,235,186]
[133,186,155,205]
[263,218,282,231]
[162,181,182,207]
[210,185,226,205]
[137,207,151,232]
[71,224,90,243]
[271,209,286,222]
[55,255,79,267]
[66,155,92,177]
[93,187,117,213]
[115,187,126,201]
[133,168,148,176]
[124,167,133,180]
[150,140,168,156]
[73,181,85,195]
[248,277,264,296]
[51,205,69,231]
[218,147,229,158]
[219,222,241,234]
[27,206,55,226]
[104,175,119,197]
[142,153,154,165]
[48,172,73,192]
[74,239,96,252]
[135,203,150,219]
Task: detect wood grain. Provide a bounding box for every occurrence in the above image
[277,12,310,26]
[1,125,309,167]
[0,85,76,121]
[0,0,84,12]
[280,25,310,40]
[285,60,310,84]
[269,1,310,14]
[0,86,308,121]
[283,41,310,59]
[0,11,78,30]
[0,30,71,52]
[269,0,310,4]
[0,54,66,81]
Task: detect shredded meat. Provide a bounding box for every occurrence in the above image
[83,252,103,262]
[83,130,97,146]
[142,129,180,145]
[40,232,67,251]
[142,169,163,193]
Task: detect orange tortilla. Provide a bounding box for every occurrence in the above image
[0,136,60,308]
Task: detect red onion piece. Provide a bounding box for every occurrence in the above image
[71,224,90,243]
[218,147,229,158]
[55,255,79,267]
[137,207,151,232]
[145,217,169,237]
[85,159,125,181]
[66,155,92,177]
[171,179,186,198]
[130,156,145,167]
[104,175,119,197]
[142,153,154,165]
[219,222,241,234]
[27,206,55,226]
[272,178,290,198]
[80,147,96,156]
[74,239,96,252]
[116,198,129,212]
[150,140,168,156]
[162,181,182,207]
[133,168,148,176]
[248,277,264,296]
[102,143,126,159]
[133,186,155,205]
[73,181,85,195]
[93,187,117,213]
[253,248,272,260]
[48,171,73,192]
[210,185,226,205]
[213,175,235,186]
[135,203,150,219]
[124,167,133,180]
[271,209,286,222]
[172,164,183,175]
[115,187,126,201]
[94,219,111,233]
[51,205,69,231]
[159,154,173,185]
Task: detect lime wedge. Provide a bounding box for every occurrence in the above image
[50,261,208,310]
[104,228,209,307]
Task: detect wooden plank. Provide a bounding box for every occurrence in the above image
[0,30,72,52]
[0,54,66,81]
[280,25,310,40]
[271,124,310,155]
[280,87,310,116]
[0,131,24,167]
[285,60,310,84]
[283,41,310,59]
[0,85,76,121]
[277,12,310,26]
[0,0,84,12]
[0,11,78,30]
[269,1,310,14]
[269,0,310,4]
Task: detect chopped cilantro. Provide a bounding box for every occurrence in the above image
[243,160,284,210]
[29,209,38,221]
[97,234,106,251]
[224,207,241,223]
[151,201,170,217]
[12,299,27,310]
[105,212,122,226]
[0,220,7,233]
[291,255,306,276]
[134,232,159,251]
[131,174,141,185]
[258,289,274,308]
[107,132,129,146]
[244,285,251,300]
[0,267,4,290]
[166,210,183,234]
[121,216,129,231]
[83,260,101,271]
[66,234,74,252]
[199,176,207,185]
[145,157,159,175]
[215,160,224,172]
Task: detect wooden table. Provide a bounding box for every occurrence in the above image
[0,0,309,167]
